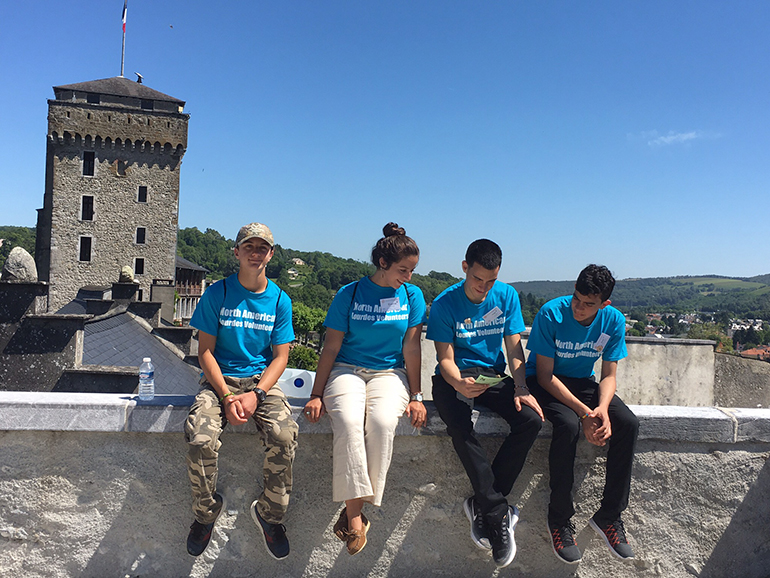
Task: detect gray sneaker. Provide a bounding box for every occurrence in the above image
[548,520,582,564]
[589,517,634,560]
[463,497,491,549]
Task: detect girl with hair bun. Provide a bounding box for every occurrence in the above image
[304,222,427,555]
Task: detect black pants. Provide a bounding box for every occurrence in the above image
[526,374,639,526]
[432,370,542,524]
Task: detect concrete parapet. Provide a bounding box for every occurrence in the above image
[420,333,720,407]
[723,407,770,443]
[6,393,770,445]
[0,392,768,578]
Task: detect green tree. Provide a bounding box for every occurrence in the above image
[287,345,319,371]
[688,323,733,352]
[292,302,325,345]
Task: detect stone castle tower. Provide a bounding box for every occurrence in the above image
[35,76,189,311]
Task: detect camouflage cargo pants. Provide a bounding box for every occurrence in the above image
[185,374,299,524]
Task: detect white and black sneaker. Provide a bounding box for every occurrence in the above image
[463,497,491,549]
[489,505,519,568]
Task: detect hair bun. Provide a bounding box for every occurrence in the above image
[383,222,406,237]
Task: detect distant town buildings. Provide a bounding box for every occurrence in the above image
[174,256,208,324]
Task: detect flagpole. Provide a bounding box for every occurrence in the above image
[120,1,127,77]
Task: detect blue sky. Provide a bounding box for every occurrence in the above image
[1,1,768,282]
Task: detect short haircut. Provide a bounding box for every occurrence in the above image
[575,264,616,301]
[371,222,419,269]
[465,239,502,270]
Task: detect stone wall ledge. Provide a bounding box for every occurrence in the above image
[1,391,765,444]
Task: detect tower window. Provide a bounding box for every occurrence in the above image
[87,93,100,104]
[83,151,95,176]
[136,227,146,244]
[141,99,154,110]
[137,186,148,203]
[117,160,127,176]
[137,288,144,301]
[81,196,94,221]
[79,237,92,262]
[134,258,145,275]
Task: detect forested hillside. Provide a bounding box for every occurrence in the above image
[513,275,770,320]
[177,227,465,311]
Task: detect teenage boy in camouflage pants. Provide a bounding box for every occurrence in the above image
[185,223,298,560]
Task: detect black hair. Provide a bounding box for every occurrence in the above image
[575,264,616,301]
[371,222,419,269]
[464,239,502,270]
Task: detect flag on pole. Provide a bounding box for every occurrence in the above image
[122,1,127,33]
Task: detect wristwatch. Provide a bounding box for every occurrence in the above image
[254,388,267,405]
[410,392,424,402]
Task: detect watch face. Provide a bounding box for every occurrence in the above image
[412,393,423,402]
[256,389,267,402]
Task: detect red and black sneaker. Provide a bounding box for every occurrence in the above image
[548,520,582,564]
[589,517,634,560]
[251,500,290,560]
[187,493,225,556]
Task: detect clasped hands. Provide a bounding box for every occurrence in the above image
[581,406,612,446]
[223,391,259,425]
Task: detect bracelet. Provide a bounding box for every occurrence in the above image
[220,392,234,403]
[514,384,530,394]
[579,412,590,420]
[310,393,323,399]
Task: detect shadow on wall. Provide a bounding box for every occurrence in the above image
[701,454,770,577]
[31,431,625,578]
[3,317,78,354]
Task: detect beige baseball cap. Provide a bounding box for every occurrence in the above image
[235,223,274,247]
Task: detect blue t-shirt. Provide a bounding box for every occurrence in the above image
[525,295,627,378]
[324,276,427,370]
[191,275,294,377]
[426,281,526,373]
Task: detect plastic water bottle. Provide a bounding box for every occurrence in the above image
[138,357,155,400]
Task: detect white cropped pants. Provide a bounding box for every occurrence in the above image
[323,363,410,506]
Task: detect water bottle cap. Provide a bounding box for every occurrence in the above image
[142,357,151,362]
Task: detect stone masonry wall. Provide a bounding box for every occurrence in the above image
[0,395,768,578]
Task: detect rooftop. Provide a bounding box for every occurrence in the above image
[53,76,185,105]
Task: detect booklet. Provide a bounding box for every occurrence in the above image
[474,374,506,387]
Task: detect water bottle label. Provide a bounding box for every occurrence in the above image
[140,371,154,380]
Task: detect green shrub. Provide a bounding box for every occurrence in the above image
[288,345,319,371]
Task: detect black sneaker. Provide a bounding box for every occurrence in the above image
[463,497,491,550]
[589,516,634,560]
[548,520,582,564]
[251,500,290,560]
[488,505,518,568]
[187,493,225,556]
